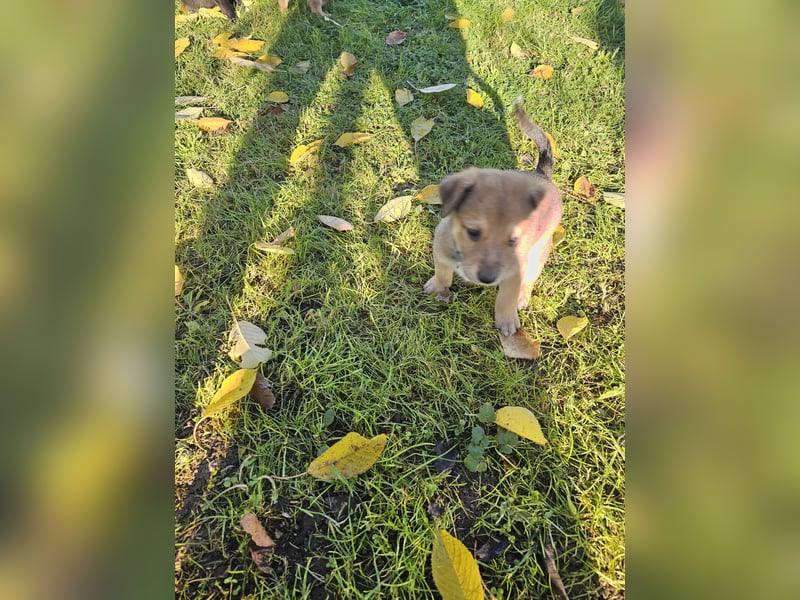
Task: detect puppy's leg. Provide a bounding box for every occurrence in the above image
[518,237,553,309]
[495,276,522,336]
[424,256,454,302]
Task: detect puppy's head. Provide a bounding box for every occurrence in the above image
[440,168,546,285]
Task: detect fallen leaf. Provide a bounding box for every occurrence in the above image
[573,176,596,203]
[501,7,515,22]
[229,320,273,368]
[214,46,246,59]
[253,241,295,255]
[510,42,527,59]
[201,368,258,418]
[494,406,547,445]
[466,89,484,107]
[256,54,282,67]
[175,265,185,297]
[448,18,471,29]
[418,83,457,93]
[307,432,388,479]
[395,88,414,106]
[228,56,275,71]
[334,132,371,147]
[603,192,625,208]
[259,104,286,116]
[431,529,483,600]
[552,224,566,246]
[572,35,599,50]
[572,6,587,16]
[530,64,554,79]
[544,131,562,159]
[175,13,196,25]
[240,513,275,574]
[271,226,295,246]
[373,196,413,223]
[317,215,355,231]
[226,38,266,53]
[249,373,275,410]
[175,95,207,106]
[197,117,232,132]
[289,139,323,165]
[410,117,434,141]
[175,107,204,120]
[212,32,233,46]
[385,30,407,45]
[198,6,227,19]
[175,37,190,58]
[499,329,541,360]
[186,168,215,190]
[290,61,311,74]
[557,315,589,341]
[416,184,441,204]
[266,91,289,103]
[340,51,357,76]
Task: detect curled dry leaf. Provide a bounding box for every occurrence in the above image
[410,117,434,141]
[603,192,625,208]
[289,139,323,165]
[448,18,471,29]
[175,37,190,58]
[544,544,571,600]
[494,406,547,445]
[266,91,289,103]
[395,88,414,106]
[334,132,371,147]
[373,196,413,223]
[228,56,274,71]
[253,241,295,255]
[271,226,295,246]
[466,88,484,107]
[186,167,215,190]
[573,176,596,203]
[416,184,441,204]
[418,83,457,94]
[385,30,407,45]
[552,224,566,246]
[240,512,275,574]
[544,131,562,159]
[499,329,541,360]
[307,432,388,479]
[260,104,286,117]
[249,373,276,411]
[510,42,527,59]
[197,117,232,132]
[201,368,258,419]
[317,215,355,231]
[175,107,204,120]
[572,35,599,50]
[290,61,311,74]
[229,320,273,368]
[340,51,357,76]
[530,64,554,79]
[431,529,483,600]
[557,315,589,341]
[175,265,185,297]
[501,7,515,22]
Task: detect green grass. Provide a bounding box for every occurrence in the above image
[175,0,624,597]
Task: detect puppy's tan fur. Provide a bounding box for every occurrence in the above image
[424,99,563,336]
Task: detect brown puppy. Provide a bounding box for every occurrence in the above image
[424,97,563,336]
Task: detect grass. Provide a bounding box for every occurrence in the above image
[175,0,624,597]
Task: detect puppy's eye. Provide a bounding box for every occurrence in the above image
[466,228,481,241]
[508,236,519,247]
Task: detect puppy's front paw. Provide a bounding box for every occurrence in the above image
[495,312,521,337]
[424,277,453,303]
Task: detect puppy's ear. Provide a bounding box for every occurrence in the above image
[440,172,475,217]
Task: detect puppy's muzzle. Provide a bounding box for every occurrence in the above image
[477,271,497,285]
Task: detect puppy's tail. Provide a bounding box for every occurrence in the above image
[512,95,553,180]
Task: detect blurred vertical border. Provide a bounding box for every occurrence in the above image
[628,0,800,597]
[0,1,173,598]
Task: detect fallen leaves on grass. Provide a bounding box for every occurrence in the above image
[186,168,215,190]
[266,91,289,103]
[340,51,357,76]
[466,88,484,107]
[385,31,407,45]
[240,513,276,574]
[253,241,295,255]
[494,406,547,445]
[175,95,206,106]
[271,226,295,245]
[289,139,323,165]
[201,368,257,418]
[290,61,311,74]
[227,56,275,71]
[499,329,541,360]
[530,64,554,79]
[197,117,232,132]
[213,32,266,53]
[318,215,355,231]
[229,320,273,368]
[448,18,471,29]
[573,176,596,203]
[431,529,483,600]
[572,35,599,50]
[175,37,190,58]
[249,373,275,411]
[260,104,286,116]
[175,266,185,297]
[416,184,440,204]
[501,7,515,22]
[418,83,457,94]
[557,315,589,341]
[395,88,413,106]
[410,117,434,141]
[373,196,413,223]
[603,192,625,208]
[510,42,527,59]
[307,432,388,479]
[334,132,371,147]
[175,107,204,120]
[552,224,566,246]
[256,54,282,67]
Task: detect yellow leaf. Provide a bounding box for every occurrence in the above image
[431,529,483,600]
[186,167,215,190]
[289,139,323,165]
[573,176,596,203]
[410,117,434,141]
[603,192,625,208]
[572,35,599,50]
[373,196,413,223]
[266,91,289,103]
[466,88,484,107]
[552,224,566,246]
[227,38,266,53]
[499,329,541,360]
[557,315,589,341]
[510,42,527,59]
[214,46,246,59]
[253,241,295,255]
[175,37,190,58]
[201,369,258,419]
[501,7,515,22]
[531,64,554,79]
[174,265,184,297]
[270,226,295,246]
[198,6,227,19]
[340,51,357,76]
[212,32,233,46]
[494,406,547,445]
[317,215,355,231]
[395,88,414,106]
[197,117,232,132]
[416,184,441,204]
[448,18,471,29]
[307,432,388,479]
[256,54,282,67]
[334,132,371,147]
[544,131,562,159]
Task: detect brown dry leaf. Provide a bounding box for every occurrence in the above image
[448,18,471,29]
[544,131,562,159]
[385,30,407,45]
[197,117,232,132]
[410,117,434,141]
[334,132,371,147]
[317,215,355,231]
[186,167,215,190]
[416,184,441,204]
[552,224,566,246]
[418,83,457,94]
[290,61,311,74]
[271,226,295,246]
[572,35,599,50]
[176,107,204,120]
[289,139,323,165]
[466,89,484,107]
[266,91,289,103]
[340,51,357,76]
[603,192,625,208]
[530,64,554,79]
[373,196,413,223]
[260,104,286,116]
[249,373,275,411]
[510,42,527,59]
[175,37,190,58]
[256,54,283,67]
[557,315,589,341]
[174,265,185,297]
[574,176,596,203]
[395,88,413,106]
[240,513,275,574]
[227,55,275,71]
[499,329,541,360]
[501,7,515,22]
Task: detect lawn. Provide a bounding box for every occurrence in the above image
[175,0,624,597]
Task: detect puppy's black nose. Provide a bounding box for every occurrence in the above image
[478,271,497,284]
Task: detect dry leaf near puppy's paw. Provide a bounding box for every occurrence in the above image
[499,329,541,360]
[557,315,589,340]
[573,176,596,203]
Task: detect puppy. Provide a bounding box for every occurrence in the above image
[424,97,563,336]
[182,0,238,21]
